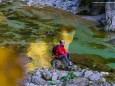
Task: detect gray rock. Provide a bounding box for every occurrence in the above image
[58,71,68,80]
[66,77,88,84]
[113,84,115,86]
[35,69,42,78]
[25,75,31,83]
[73,71,83,77]
[52,71,59,80]
[66,84,78,86]
[103,82,111,86]
[41,69,52,80]
[51,58,69,70]
[31,76,46,85]
[89,73,102,81]
[25,83,38,86]
[84,70,94,78]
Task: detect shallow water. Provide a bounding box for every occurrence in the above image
[69,23,115,68]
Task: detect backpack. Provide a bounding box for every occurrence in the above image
[52,45,59,55]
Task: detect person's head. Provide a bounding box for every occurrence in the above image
[59,40,65,45]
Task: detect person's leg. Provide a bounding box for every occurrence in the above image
[57,55,64,60]
[67,53,70,61]
[66,53,72,66]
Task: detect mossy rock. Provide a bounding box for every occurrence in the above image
[103,73,115,83]
[88,43,107,49]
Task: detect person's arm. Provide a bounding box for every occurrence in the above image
[55,47,59,58]
[63,47,68,56]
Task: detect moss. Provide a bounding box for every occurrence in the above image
[59,24,75,32]
[17,28,32,35]
[89,26,98,33]
[89,26,107,38]
[92,30,107,38]
[106,58,115,63]
[88,43,107,49]
[103,73,115,83]
[39,19,53,22]
[70,53,114,72]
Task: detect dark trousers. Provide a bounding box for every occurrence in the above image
[56,53,70,65]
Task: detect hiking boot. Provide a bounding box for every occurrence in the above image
[69,61,72,66]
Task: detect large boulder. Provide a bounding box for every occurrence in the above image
[51,58,77,71]
[31,76,46,85]
[41,69,52,80]
[51,58,69,70]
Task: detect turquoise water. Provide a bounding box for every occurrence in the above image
[107,63,115,68]
[69,23,115,68]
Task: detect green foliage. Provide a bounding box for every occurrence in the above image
[61,72,78,82]
[88,43,107,49]
[47,80,57,85]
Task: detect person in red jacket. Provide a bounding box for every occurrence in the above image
[55,40,72,66]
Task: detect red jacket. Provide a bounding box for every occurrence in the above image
[55,43,68,58]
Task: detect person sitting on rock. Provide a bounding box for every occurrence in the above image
[52,40,72,66]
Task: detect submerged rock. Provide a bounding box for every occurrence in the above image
[107,38,115,45]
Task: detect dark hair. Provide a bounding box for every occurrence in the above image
[59,40,64,43]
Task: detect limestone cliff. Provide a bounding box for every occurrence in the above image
[105,2,115,31]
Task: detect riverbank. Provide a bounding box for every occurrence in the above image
[23,59,115,86]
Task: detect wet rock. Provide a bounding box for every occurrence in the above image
[31,76,46,85]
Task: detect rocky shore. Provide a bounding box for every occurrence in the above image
[23,59,115,86]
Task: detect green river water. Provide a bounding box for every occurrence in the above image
[0,1,115,69]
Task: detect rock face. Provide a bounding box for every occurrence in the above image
[21,0,105,15]
[105,2,115,31]
[22,0,80,14]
